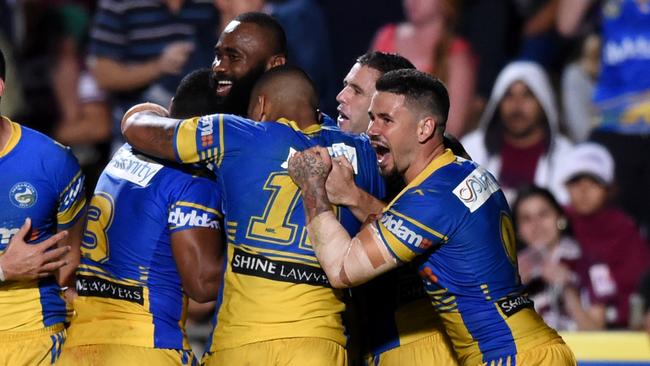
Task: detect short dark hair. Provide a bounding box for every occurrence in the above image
[356,51,415,75]
[512,185,571,236]
[0,48,5,81]
[235,12,287,57]
[376,69,449,131]
[170,68,222,119]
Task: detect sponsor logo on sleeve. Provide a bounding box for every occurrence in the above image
[380,213,427,249]
[168,207,220,229]
[105,147,163,187]
[452,167,500,212]
[61,175,85,210]
[9,182,37,208]
[198,118,214,147]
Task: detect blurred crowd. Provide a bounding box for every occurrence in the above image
[1,0,648,333]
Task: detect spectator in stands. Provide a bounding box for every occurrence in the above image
[87,0,218,152]
[370,0,476,137]
[461,61,573,204]
[513,185,600,330]
[561,142,650,329]
[558,0,650,235]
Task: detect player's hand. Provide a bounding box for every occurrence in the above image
[288,146,332,191]
[159,41,195,75]
[0,218,70,282]
[326,156,356,205]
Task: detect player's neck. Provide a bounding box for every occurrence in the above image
[403,139,446,183]
[281,109,319,130]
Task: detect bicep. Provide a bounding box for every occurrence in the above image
[340,224,400,286]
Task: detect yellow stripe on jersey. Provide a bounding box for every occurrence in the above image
[377,222,417,262]
[176,117,201,163]
[0,119,21,157]
[387,210,448,241]
[216,114,225,167]
[174,201,223,217]
[276,118,322,135]
[0,280,47,331]
[57,171,87,226]
[384,149,456,209]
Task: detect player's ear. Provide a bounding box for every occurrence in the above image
[0,79,4,98]
[254,95,267,121]
[266,54,286,70]
[417,116,436,143]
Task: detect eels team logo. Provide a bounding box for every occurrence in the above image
[9,182,38,208]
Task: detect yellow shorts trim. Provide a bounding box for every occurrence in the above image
[57,344,197,366]
[0,325,65,366]
[365,333,459,366]
[202,337,347,366]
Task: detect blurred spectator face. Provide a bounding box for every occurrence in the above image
[211,21,274,110]
[499,81,545,139]
[214,0,264,16]
[516,194,562,252]
[403,0,444,25]
[566,176,608,215]
[336,63,381,134]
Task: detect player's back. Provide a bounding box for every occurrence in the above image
[173,115,384,351]
[66,144,221,350]
[0,120,86,332]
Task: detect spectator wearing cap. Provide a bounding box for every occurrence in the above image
[562,142,650,329]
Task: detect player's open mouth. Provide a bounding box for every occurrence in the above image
[216,80,233,97]
[372,142,391,166]
[337,109,349,126]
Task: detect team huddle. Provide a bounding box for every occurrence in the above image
[0,12,576,366]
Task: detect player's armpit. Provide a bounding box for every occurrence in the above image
[171,227,223,303]
[308,212,399,288]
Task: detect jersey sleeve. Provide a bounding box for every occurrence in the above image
[373,189,452,263]
[173,113,261,165]
[167,175,223,233]
[56,146,87,229]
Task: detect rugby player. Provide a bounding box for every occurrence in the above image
[288,69,577,366]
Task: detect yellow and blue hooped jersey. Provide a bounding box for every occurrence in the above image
[173,114,385,351]
[65,144,222,351]
[373,149,562,366]
[0,119,86,332]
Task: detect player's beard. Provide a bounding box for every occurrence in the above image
[213,64,267,117]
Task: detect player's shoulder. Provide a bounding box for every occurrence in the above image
[20,125,76,160]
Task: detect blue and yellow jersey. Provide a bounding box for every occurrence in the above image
[0,118,86,332]
[173,114,385,351]
[373,149,562,366]
[356,264,448,358]
[65,144,222,350]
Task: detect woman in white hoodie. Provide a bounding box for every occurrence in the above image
[462,61,573,204]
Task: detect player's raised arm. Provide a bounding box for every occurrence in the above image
[121,103,179,161]
[288,147,399,288]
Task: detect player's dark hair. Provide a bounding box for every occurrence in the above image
[0,48,5,81]
[253,65,318,108]
[356,51,415,75]
[170,68,221,119]
[235,12,287,57]
[376,69,449,132]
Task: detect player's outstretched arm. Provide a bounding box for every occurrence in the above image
[0,218,70,282]
[326,156,385,223]
[288,147,399,288]
[121,103,178,161]
[171,227,223,303]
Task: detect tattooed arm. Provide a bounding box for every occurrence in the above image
[288,147,399,288]
[121,102,179,161]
